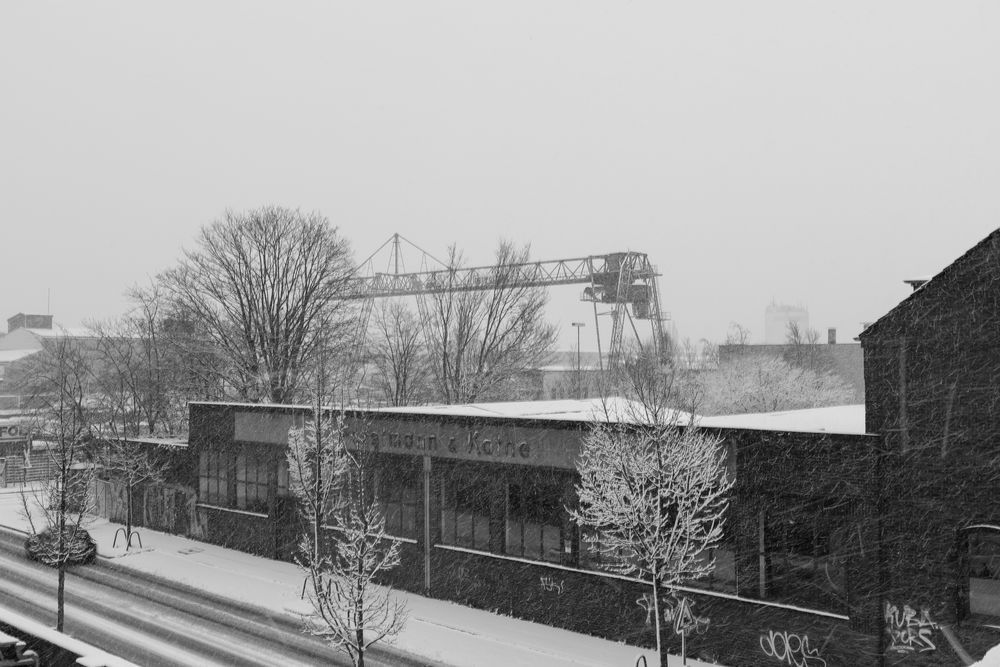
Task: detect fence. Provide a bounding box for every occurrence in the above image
[91,478,203,538]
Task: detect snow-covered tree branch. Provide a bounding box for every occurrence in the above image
[572,420,732,665]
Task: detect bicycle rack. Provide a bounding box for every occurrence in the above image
[112,527,143,550]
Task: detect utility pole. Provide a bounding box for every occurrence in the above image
[571,322,585,399]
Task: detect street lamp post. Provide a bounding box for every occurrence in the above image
[571,322,585,399]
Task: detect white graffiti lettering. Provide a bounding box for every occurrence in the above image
[539,576,564,594]
[636,593,655,625]
[634,593,710,636]
[759,630,827,667]
[884,602,938,653]
[663,594,710,636]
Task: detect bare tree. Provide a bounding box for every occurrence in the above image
[572,421,732,666]
[288,410,346,582]
[288,414,406,666]
[16,335,97,631]
[702,354,854,415]
[611,341,705,421]
[785,320,823,371]
[724,322,752,346]
[424,241,558,403]
[90,285,186,437]
[368,300,428,407]
[90,325,169,551]
[158,206,356,404]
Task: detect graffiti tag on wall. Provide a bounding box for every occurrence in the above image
[663,594,710,636]
[884,602,938,653]
[637,593,655,625]
[634,593,709,635]
[539,576,564,595]
[759,630,827,667]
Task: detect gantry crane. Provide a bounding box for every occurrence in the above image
[344,234,667,371]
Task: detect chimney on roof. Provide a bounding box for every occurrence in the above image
[827,328,836,345]
[7,313,53,333]
[903,278,928,291]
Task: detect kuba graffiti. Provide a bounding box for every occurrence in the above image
[759,630,827,667]
[884,602,938,653]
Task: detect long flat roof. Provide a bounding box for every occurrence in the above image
[376,397,695,425]
[191,399,868,435]
[699,404,866,435]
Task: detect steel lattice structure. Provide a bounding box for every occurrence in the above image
[347,234,666,370]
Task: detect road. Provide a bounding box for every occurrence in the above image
[0,527,435,666]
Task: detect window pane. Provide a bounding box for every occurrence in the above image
[541,525,561,562]
[505,519,522,556]
[386,504,401,534]
[971,530,1000,617]
[441,509,456,545]
[277,458,289,496]
[474,515,490,551]
[507,479,564,563]
[402,504,416,537]
[457,511,474,548]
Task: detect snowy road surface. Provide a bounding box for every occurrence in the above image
[0,527,434,666]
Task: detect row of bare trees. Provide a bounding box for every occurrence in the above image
[366,242,558,407]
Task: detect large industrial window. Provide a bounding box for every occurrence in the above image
[762,503,848,612]
[236,453,269,513]
[969,528,1000,618]
[441,476,490,551]
[199,450,234,506]
[505,480,563,562]
[576,527,734,592]
[378,465,419,541]
[578,528,628,570]
[690,543,737,593]
[276,457,289,497]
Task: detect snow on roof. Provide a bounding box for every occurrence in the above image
[122,435,189,448]
[698,404,867,435]
[536,364,603,372]
[0,349,38,364]
[24,326,95,338]
[194,399,863,434]
[376,397,696,425]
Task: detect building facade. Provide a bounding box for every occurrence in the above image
[860,228,1000,665]
[179,401,882,666]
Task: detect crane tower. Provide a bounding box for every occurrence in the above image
[345,234,667,371]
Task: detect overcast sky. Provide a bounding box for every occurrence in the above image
[2,2,998,351]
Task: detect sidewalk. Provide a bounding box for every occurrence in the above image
[0,488,715,667]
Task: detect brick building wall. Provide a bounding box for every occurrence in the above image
[861,229,1000,664]
[166,402,887,666]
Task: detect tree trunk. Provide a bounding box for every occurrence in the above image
[126,482,133,548]
[57,456,68,632]
[651,575,664,667]
[56,565,65,631]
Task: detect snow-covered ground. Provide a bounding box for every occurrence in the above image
[0,486,717,667]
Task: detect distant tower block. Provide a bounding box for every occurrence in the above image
[764,303,809,344]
